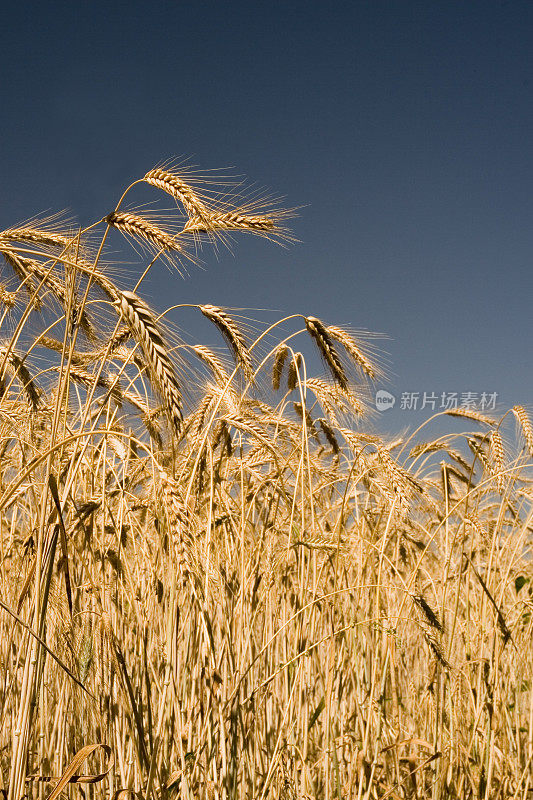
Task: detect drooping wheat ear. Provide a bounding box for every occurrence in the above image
[0,348,42,409]
[108,326,132,352]
[306,377,365,419]
[287,353,303,391]
[445,407,496,425]
[1,250,43,307]
[105,212,183,253]
[272,343,289,391]
[184,210,275,233]
[0,227,73,249]
[191,345,230,384]
[190,387,218,440]
[199,305,253,379]
[376,447,423,503]
[158,469,194,586]
[446,448,473,473]
[224,413,276,453]
[317,418,340,454]
[55,365,123,406]
[293,402,319,440]
[114,291,183,434]
[409,441,447,458]
[212,419,233,456]
[468,436,491,472]
[423,629,450,668]
[142,409,163,448]
[412,594,443,631]
[0,285,16,309]
[489,430,505,493]
[2,248,97,337]
[326,325,376,379]
[512,405,533,458]
[40,337,89,366]
[143,168,210,219]
[304,317,348,390]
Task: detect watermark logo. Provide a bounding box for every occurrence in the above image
[375,390,396,411]
[375,389,499,413]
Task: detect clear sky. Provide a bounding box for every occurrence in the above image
[1,0,532,431]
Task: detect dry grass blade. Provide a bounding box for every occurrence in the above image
[27,743,114,799]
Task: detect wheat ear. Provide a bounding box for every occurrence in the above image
[287,353,303,391]
[158,469,193,586]
[0,227,73,249]
[317,418,340,454]
[272,344,289,391]
[512,405,533,458]
[114,291,183,434]
[191,345,230,385]
[0,348,42,409]
[326,325,376,379]
[304,316,348,390]
[105,212,183,253]
[143,168,210,219]
[184,210,275,233]
[489,430,505,493]
[199,305,253,379]
[445,408,496,425]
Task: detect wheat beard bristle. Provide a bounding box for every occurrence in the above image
[305,316,348,391]
[114,291,183,434]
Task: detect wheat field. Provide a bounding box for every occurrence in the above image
[0,164,532,800]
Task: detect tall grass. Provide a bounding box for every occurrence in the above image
[0,165,532,800]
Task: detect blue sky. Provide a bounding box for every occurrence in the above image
[1,0,532,431]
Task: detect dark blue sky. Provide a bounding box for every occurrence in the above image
[2,0,532,430]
